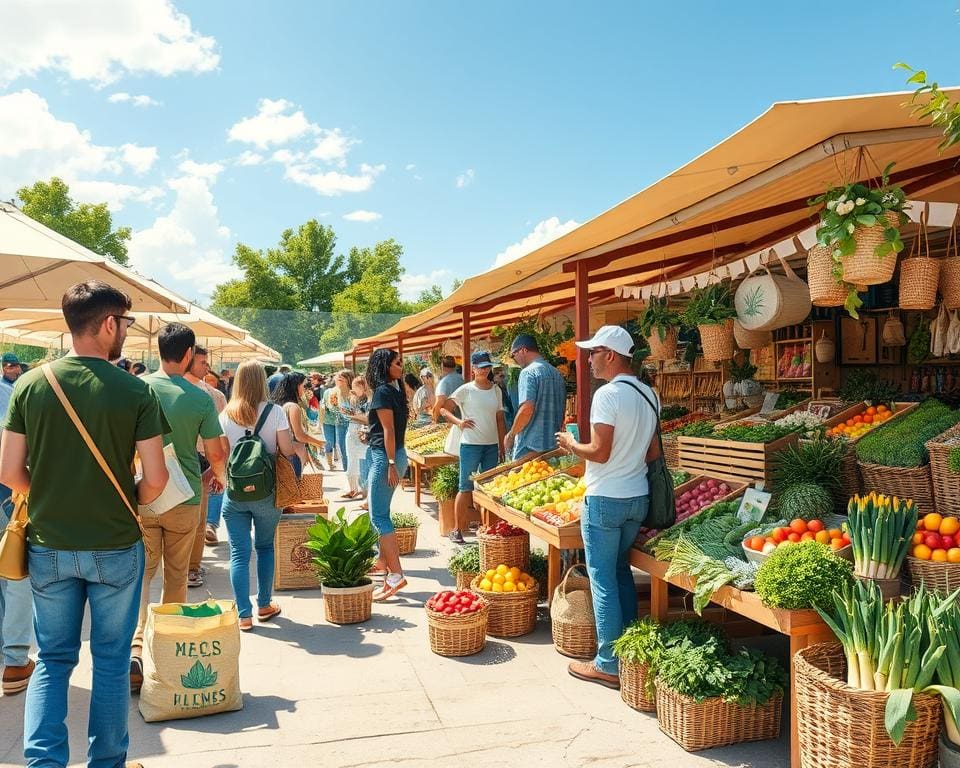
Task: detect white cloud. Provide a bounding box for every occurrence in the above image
[280,160,385,197]
[456,169,475,188]
[0,89,159,209]
[128,162,238,300]
[343,210,382,222]
[309,129,357,165]
[234,150,264,166]
[228,98,314,149]
[0,0,219,86]
[493,217,580,268]
[70,180,165,211]
[405,163,416,171]
[108,92,162,108]
[398,269,453,302]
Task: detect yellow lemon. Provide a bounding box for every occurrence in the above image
[492,583,503,592]
[508,567,521,579]
[516,581,527,592]
[495,564,508,575]
[502,581,516,593]
[479,579,493,591]
[492,574,505,585]
[560,490,571,501]
[485,569,496,580]
[504,572,515,583]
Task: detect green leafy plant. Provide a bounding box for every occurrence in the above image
[429,462,460,501]
[908,318,931,365]
[447,544,480,577]
[895,63,960,151]
[808,165,909,316]
[669,420,716,437]
[855,399,960,468]
[180,660,218,689]
[754,541,853,610]
[741,285,765,318]
[681,281,737,328]
[638,296,681,342]
[713,422,797,443]
[839,369,901,406]
[775,482,833,522]
[660,404,690,421]
[728,353,758,383]
[773,437,844,494]
[390,510,420,529]
[304,508,379,588]
[529,548,548,585]
[950,446,960,474]
[490,315,573,364]
[774,389,808,409]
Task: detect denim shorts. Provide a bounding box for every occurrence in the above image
[367,447,409,535]
[458,443,499,492]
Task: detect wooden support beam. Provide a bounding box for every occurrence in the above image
[575,260,591,441]
[462,310,472,379]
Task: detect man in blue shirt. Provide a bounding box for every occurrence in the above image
[267,364,291,394]
[503,334,566,460]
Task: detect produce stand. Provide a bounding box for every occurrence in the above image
[630,549,833,768]
[677,432,799,486]
[406,449,457,508]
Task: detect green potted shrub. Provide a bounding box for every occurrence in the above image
[448,544,480,590]
[305,508,379,624]
[681,281,738,361]
[390,510,421,556]
[638,296,681,361]
[430,462,460,535]
[529,548,548,601]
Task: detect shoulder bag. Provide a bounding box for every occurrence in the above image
[0,495,29,580]
[615,379,676,530]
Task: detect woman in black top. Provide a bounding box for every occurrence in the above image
[365,348,410,600]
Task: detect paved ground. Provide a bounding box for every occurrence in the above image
[0,469,789,768]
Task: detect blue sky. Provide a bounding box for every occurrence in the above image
[1,0,957,305]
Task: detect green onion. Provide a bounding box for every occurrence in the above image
[847,492,916,580]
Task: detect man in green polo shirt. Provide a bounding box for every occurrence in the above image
[130,323,225,692]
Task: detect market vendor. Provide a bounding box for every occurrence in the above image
[555,325,656,690]
[502,334,565,460]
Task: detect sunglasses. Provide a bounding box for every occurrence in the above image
[110,314,136,329]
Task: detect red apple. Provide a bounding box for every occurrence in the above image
[943,535,956,550]
[925,532,944,550]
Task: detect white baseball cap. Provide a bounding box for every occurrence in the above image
[574,325,635,357]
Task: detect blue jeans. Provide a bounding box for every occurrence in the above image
[335,420,349,472]
[367,447,408,535]
[24,541,145,768]
[458,443,499,492]
[581,495,649,675]
[206,492,224,529]
[359,447,370,492]
[222,496,282,619]
[322,423,336,456]
[0,497,33,666]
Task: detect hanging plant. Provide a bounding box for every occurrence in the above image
[638,296,681,341]
[490,315,573,363]
[680,281,737,328]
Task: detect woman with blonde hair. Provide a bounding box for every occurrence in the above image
[219,361,297,631]
[323,368,354,471]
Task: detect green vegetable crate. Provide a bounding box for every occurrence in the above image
[676,431,799,486]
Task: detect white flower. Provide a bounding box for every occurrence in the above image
[838,194,847,203]
[855,197,866,206]
[847,222,856,234]
[826,200,838,211]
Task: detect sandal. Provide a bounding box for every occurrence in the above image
[373,577,407,602]
[239,617,254,631]
[257,603,282,622]
[339,491,358,500]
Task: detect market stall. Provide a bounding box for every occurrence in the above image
[404,423,456,508]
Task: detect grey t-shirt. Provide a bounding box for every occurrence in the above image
[436,371,465,419]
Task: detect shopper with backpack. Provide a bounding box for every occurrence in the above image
[218,360,297,631]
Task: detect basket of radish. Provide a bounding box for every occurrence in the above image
[425,590,488,656]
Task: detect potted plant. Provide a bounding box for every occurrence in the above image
[448,544,480,590]
[808,164,909,316]
[638,296,681,361]
[430,462,460,535]
[529,548,548,601]
[389,510,421,556]
[723,353,762,409]
[680,281,738,361]
[305,508,379,624]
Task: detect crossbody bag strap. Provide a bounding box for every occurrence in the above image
[614,378,664,461]
[42,365,144,536]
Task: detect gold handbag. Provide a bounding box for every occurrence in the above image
[274,453,301,509]
[0,494,29,581]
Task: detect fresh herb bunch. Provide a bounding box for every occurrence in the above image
[666,537,740,613]
[713,422,797,444]
[855,398,960,468]
[304,508,379,588]
[670,469,691,487]
[430,463,460,501]
[670,420,716,437]
[774,389,808,409]
[650,501,742,561]
[950,446,960,474]
[660,404,690,422]
[681,281,737,328]
[389,510,421,529]
[773,437,844,495]
[754,541,853,610]
[846,493,915,579]
[839,369,901,406]
[447,544,480,577]
[638,296,681,342]
[908,318,931,365]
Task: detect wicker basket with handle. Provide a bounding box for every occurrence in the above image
[478,528,529,573]
[549,564,597,659]
[794,642,941,768]
[619,659,656,712]
[927,422,960,518]
[322,582,374,624]
[470,576,539,637]
[733,319,772,350]
[898,220,940,310]
[394,526,418,556]
[807,244,849,307]
[298,453,324,501]
[841,211,901,286]
[646,328,677,362]
[942,224,960,310]
[426,601,488,657]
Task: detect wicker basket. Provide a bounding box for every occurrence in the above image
[273,513,320,591]
[299,470,324,501]
[455,570,478,591]
[478,529,529,573]
[807,244,848,307]
[619,659,656,712]
[858,461,935,516]
[550,565,597,659]
[795,642,942,768]
[395,526,418,556]
[841,212,901,286]
[322,581,374,624]
[647,329,678,361]
[699,319,735,362]
[426,602,488,656]
[899,259,940,310]
[733,319,772,350]
[927,423,960,518]
[943,226,960,310]
[470,576,539,637]
[662,433,679,468]
[275,453,302,508]
[654,682,782,752]
[284,500,328,517]
[905,556,960,594]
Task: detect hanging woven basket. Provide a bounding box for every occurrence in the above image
[899,217,940,310]
[699,319,735,362]
[943,225,960,310]
[646,328,678,361]
[841,211,901,286]
[734,253,811,331]
[807,244,848,307]
[733,319,771,350]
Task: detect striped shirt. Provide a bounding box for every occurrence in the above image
[514,357,566,458]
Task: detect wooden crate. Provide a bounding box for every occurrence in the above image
[472,448,581,499]
[677,432,799,486]
[273,513,320,591]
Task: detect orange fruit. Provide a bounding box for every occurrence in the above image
[807,519,825,533]
[789,519,808,534]
[949,548,960,564]
[877,404,889,413]
[502,581,516,592]
[747,536,765,551]
[788,532,802,543]
[924,513,944,532]
[866,406,877,416]
[940,517,960,536]
[828,528,842,540]
[492,574,505,585]
[801,531,816,542]
[913,532,925,545]
[932,549,949,563]
[516,581,527,592]
[830,539,844,551]
[913,544,932,560]
[815,530,830,544]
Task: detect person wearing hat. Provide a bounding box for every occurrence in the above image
[431,355,464,424]
[411,367,436,428]
[439,351,506,545]
[502,334,566,461]
[555,325,657,690]
[1,352,22,389]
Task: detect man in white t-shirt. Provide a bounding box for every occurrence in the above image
[556,325,656,690]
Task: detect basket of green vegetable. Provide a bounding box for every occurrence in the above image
[926,423,960,518]
[448,545,480,591]
[753,541,853,610]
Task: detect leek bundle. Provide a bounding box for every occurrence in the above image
[847,493,915,580]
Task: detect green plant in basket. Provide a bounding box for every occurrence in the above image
[447,544,480,578]
[754,541,853,610]
[638,296,681,342]
[528,549,548,586]
[430,462,460,502]
[389,510,420,529]
[774,482,833,522]
[772,437,844,496]
[680,281,737,328]
[304,508,379,588]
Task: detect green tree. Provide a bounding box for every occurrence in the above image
[17,178,131,265]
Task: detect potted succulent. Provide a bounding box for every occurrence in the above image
[448,544,480,591]
[389,510,421,556]
[430,462,460,535]
[305,508,379,624]
[638,296,681,361]
[680,281,738,361]
[809,164,909,317]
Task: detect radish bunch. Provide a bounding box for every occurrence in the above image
[675,479,731,523]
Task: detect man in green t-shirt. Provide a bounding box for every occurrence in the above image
[0,280,169,768]
[131,323,225,689]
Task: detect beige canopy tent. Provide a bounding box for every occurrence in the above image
[298,350,348,367]
[0,202,187,312]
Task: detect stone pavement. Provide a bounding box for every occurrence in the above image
[0,469,789,768]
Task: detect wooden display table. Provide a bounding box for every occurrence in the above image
[406,449,458,508]
[471,487,583,604]
[630,549,833,768]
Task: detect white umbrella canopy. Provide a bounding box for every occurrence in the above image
[0,308,246,342]
[0,202,186,312]
[298,350,349,367]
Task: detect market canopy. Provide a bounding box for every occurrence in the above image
[0,202,187,312]
[298,350,349,367]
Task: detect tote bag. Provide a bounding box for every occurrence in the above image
[139,442,194,517]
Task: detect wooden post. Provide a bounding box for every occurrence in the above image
[462,310,471,380]
[575,260,591,440]
[397,333,404,361]
[350,349,356,372]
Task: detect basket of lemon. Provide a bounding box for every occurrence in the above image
[472,565,539,637]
